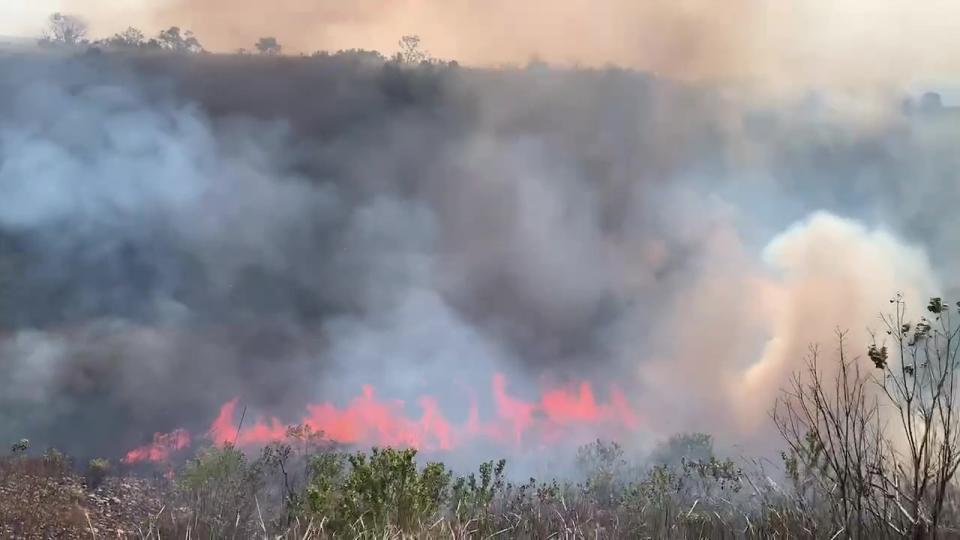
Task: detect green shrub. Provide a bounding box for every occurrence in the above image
[576,439,631,507]
[341,447,451,532]
[178,444,264,537]
[450,458,506,527]
[303,446,451,535]
[10,438,29,456]
[304,450,347,521]
[86,458,111,490]
[40,448,71,475]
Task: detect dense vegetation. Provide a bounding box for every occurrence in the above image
[31,11,442,66]
[0,432,782,538]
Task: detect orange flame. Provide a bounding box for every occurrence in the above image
[126,373,641,460]
[123,428,192,464]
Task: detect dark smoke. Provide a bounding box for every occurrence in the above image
[0,48,958,460]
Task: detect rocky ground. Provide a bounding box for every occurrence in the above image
[0,458,169,539]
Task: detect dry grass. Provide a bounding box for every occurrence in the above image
[0,456,168,539]
[2,440,958,539]
[0,449,776,539]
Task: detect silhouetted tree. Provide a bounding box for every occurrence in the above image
[100,27,145,49]
[255,37,282,56]
[871,295,960,537]
[774,331,886,538]
[395,35,429,64]
[153,26,203,53]
[331,49,385,62]
[39,13,88,46]
[774,296,960,538]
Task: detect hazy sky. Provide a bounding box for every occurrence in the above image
[0,0,61,36]
[0,0,156,38]
[3,0,960,90]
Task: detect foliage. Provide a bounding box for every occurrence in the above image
[395,35,431,64]
[37,13,205,54]
[312,49,388,64]
[152,26,204,53]
[255,36,283,55]
[29,14,455,67]
[8,431,960,538]
[336,447,451,532]
[774,295,960,538]
[450,458,506,526]
[648,432,715,468]
[871,294,960,536]
[303,450,348,521]
[10,439,29,456]
[576,439,630,506]
[773,331,883,537]
[177,443,264,536]
[40,448,70,474]
[260,424,334,523]
[86,458,111,489]
[39,13,88,47]
[99,27,147,49]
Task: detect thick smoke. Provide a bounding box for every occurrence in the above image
[0,47,957,461]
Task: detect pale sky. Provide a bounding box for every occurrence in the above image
[1,0,958,94]
[0,0,160,38]
[0,1,63,36]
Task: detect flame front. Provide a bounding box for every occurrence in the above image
[125,373,641,463]
[123,429,192,464]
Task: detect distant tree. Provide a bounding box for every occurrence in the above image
[395,35,429,64]
[153,26,204,53]
[333,49,385,62]
[39,13,88,46]
[648,432,715,468]
[100,27,145,49]
[255,36,282,55]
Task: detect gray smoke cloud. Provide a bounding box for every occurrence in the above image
[0,49,957,461]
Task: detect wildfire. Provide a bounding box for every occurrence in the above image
[124,373,641,464]
[123,428,192,464]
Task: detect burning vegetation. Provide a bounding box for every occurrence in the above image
[5,7,960,539]
[120,373,640,465]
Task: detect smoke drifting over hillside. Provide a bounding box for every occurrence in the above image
[0,45,957,463]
